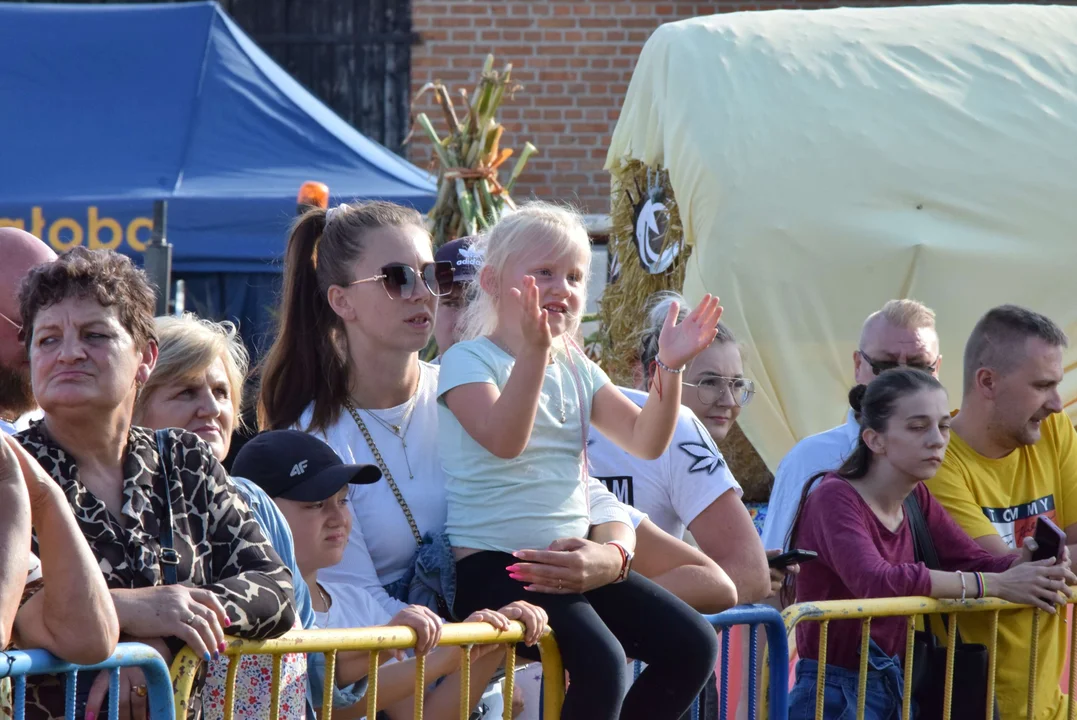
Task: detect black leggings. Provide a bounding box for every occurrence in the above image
[454,550,718,720]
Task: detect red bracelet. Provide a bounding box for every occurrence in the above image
[607,541,629,581]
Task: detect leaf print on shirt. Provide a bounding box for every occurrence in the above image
[678,418,727,474]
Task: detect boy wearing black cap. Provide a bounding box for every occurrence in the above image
[433,237,481,357]
[234,430,546,719]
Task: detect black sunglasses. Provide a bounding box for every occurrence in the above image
[858,350,939,376]
[349,261,454,300]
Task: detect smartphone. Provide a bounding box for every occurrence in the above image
[1032,516,1066,562]
[768,549,818,569]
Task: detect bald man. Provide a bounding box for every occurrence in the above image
[760,298,943,555]
[0,229,56,433]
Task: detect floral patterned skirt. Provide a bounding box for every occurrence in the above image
[202,620,307,720]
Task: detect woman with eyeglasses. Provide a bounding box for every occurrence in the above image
[584,292,771,604]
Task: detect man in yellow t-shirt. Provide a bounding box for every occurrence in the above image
[928,305,1077,720]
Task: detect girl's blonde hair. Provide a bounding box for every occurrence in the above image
[459,201,592,343]
[135,313,250,427]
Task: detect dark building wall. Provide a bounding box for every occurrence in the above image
[17,0,416,153]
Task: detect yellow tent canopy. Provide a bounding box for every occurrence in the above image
[606,4,1077,471]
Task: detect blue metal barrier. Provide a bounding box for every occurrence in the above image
[703,604,789,720]
[0,643,174,720]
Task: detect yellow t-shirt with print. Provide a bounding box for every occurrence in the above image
[927,411,1077,720]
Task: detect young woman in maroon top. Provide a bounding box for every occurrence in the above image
[783,367,1074,719]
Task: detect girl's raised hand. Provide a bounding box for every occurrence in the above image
[509,275,552,355]
[655,294,723,370]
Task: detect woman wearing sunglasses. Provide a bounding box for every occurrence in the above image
[259,201,458,621]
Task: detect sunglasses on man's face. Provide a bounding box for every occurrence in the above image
[858,350,939,376]
[349,261,454,300]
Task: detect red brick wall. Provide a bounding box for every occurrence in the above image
[408,0,948,214]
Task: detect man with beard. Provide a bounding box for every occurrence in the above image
[927,305,1075,720]
[0,228,55,434]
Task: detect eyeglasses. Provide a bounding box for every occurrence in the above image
[858,350,940,376]
[0,311,21,332]
[683,376,756,408]
[349,261,454,300]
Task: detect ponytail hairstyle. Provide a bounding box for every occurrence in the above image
[780,367,944,605]
[257,201,426,433]
[458,202,592,344]
[639,291,736,382]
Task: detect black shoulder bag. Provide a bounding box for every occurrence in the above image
[905,491,1000,720]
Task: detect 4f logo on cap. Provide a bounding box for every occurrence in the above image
[290,460,309,477]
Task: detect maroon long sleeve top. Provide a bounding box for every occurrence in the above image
[793,475,1015,669]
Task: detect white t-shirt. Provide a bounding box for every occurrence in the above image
[304,362,446,616]
[586,388,742,539]
[759,409,859,551]
[313,581,393,630]
[588,477,646,529]
[438,338,610,553]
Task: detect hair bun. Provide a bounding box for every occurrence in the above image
[848,384,868,414]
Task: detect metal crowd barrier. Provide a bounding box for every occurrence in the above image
[703,604,790,720]
[781,596,1077,720]
[0,643,174,720]
[172,622,564,720]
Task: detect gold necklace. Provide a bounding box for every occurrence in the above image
[343,398,424,546]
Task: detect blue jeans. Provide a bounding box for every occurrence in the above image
[789,640,907,720]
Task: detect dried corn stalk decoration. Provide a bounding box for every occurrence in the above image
[598,159,689,385]
[410,55,537,247]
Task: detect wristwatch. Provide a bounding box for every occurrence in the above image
[606,540,635,583]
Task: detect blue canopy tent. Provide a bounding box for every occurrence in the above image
[0,1,436,356]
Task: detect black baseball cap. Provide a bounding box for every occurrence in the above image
[233,430,381,502]
[434,237,482,283]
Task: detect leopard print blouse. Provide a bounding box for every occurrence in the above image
[15,422,297,720]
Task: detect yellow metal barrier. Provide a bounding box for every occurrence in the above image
[780,596,1077,720]
[171,621,563,720]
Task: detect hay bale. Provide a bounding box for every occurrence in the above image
[718,423,774,503]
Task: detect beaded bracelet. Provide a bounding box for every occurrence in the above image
[653,356,685,374]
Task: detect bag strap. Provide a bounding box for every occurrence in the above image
[904,490,941,570]
[154,429,180,586]
[904,488,965,644]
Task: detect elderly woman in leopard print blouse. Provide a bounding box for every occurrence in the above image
[13,248,296,720]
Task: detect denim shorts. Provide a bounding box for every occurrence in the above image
[789,640,907,720]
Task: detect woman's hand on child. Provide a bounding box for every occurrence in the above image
[508,537,623,594]
[509,275,552,355]
[390,604,444,657]
[655,294,723,370]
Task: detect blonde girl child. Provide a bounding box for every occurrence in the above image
[439,202,721,720]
